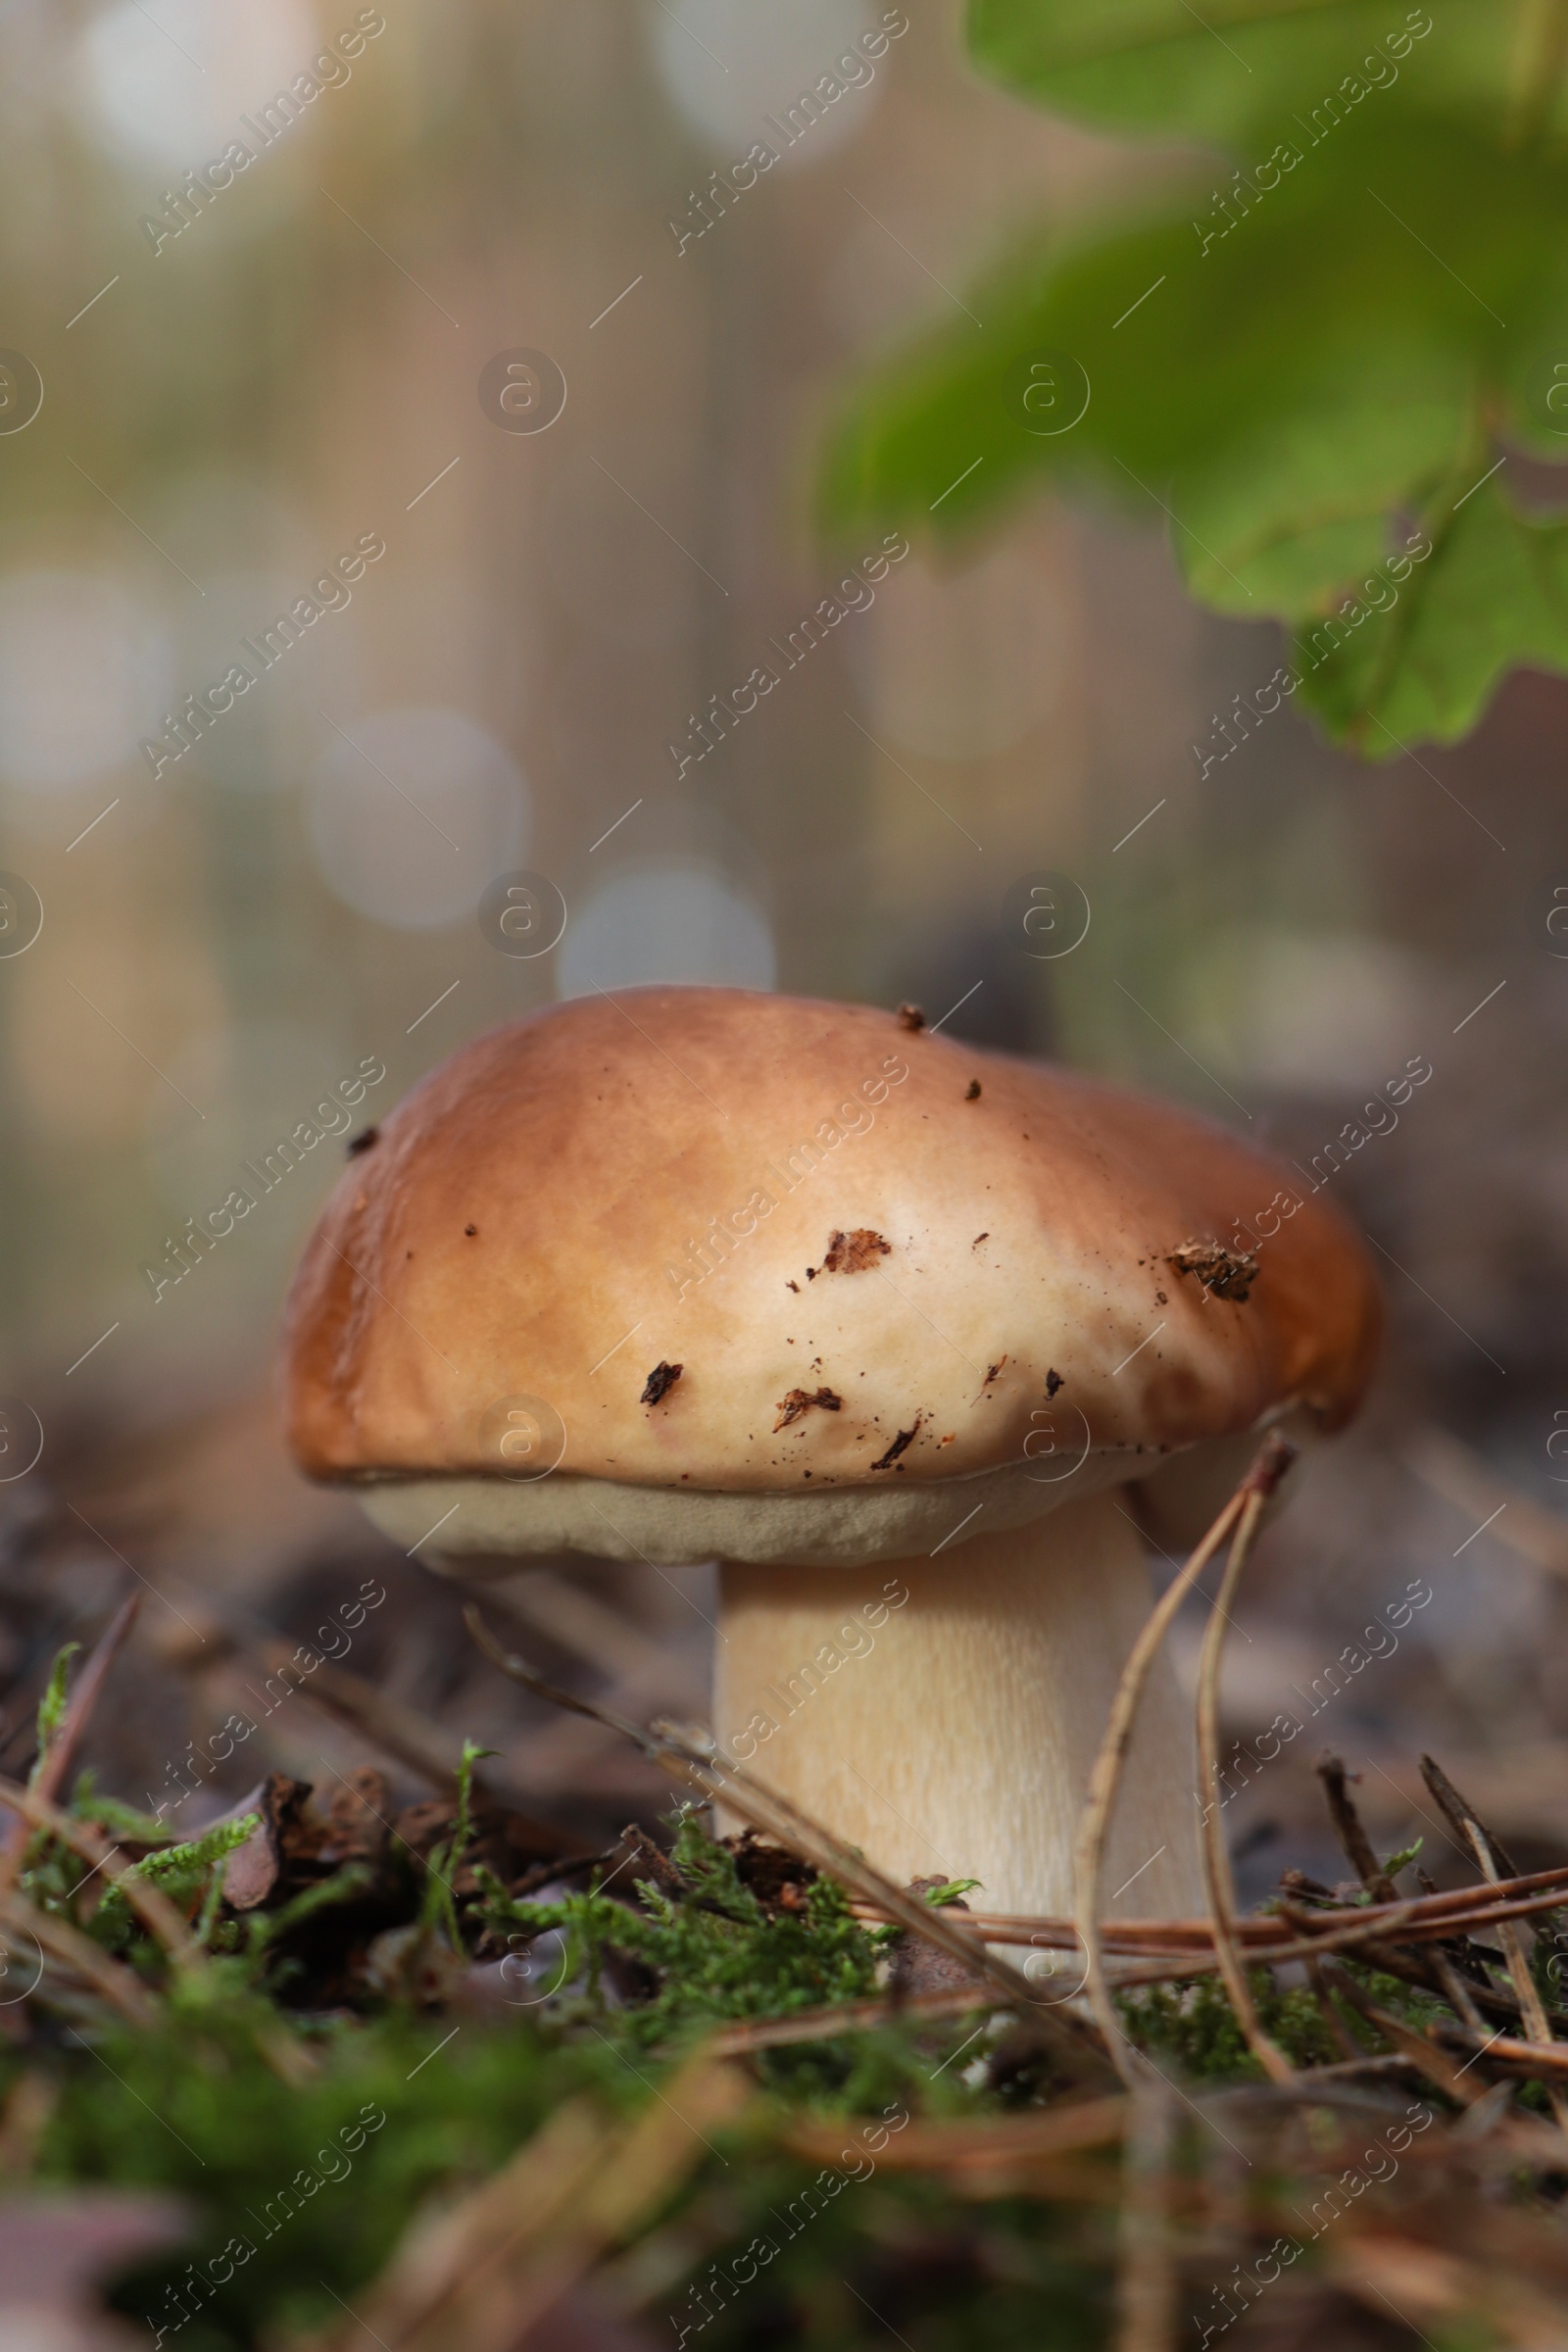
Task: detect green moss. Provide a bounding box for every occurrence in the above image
[35,1641,80,1750]
[1118,1957,1457,2084]
[660,2165,1111,2352]
[476,1811,896,2085]
[88,1817,259,1953]
[35,1989,611,2348]
[5,1785,1520,2347]
[1120,1972,1342,2081]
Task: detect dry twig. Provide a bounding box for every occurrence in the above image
[310,2054,751,2352]
[0,1591,140,1895]
[704,1983,988,2055]
[1422,1753,1568,2143]
[1320,1960,1488,2108]
[1406,1426,1568,1578]
[1072,1478,1250,2082]
[785,2093,1131,2189]
[1196,1437,1298,2087]
[1115,2077,1178,2352]
[0,1776,204,1976]
[1315,1753,1396,1900]
[0,1886,158,2027]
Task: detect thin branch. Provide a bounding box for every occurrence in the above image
[1116,2078,1178,2352]
[1322,1960,1489,2107]
[1422,1753,1568,2143]
[786,2093,1130,2176]
[1196,1439,1298,2086]
[0,1777,203,1975]
[0,1592,140,1890]
[0,1886,158,2026]
[704,1983,993,2055]
[853,1874,1568,1961]
[1072,1476,1251,2083]
[1315,1754,1396,1899]
[1304,1956,1367,2064]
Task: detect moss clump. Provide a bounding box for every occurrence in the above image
[482,1814,884,2030]
[1119,1960,1451,2082]
[34,1990,608,2348]
[1118,1970,1342,2080]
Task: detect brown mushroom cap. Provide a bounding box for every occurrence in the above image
[281,989,1379,1563]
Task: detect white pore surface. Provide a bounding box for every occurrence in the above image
[357,1446,1159,1571]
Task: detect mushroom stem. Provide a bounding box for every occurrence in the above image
[714,1490,1206,1921]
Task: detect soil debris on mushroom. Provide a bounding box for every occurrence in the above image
[871,1416,921,1470]
[640,1360,683,1406]
[822,1228,891,1274]
[1166,1240,1259,1301]
[773,1386,843,1431]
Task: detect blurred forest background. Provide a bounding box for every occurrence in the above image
[1,0,1566,1907]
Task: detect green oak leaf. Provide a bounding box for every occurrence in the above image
[1169,350,1474,614]
[966,0,1544,151]
[819,99,1568,745]
[1293,478,1568,750]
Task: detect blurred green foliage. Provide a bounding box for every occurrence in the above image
[819,0,1568,755]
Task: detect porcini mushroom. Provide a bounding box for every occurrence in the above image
[282,989,1380,1918]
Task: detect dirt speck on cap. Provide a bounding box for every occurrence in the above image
[896,1002,925,1032]
[1167,1241,1258,1302]
[823,1228,891,1274]
[640,1360,683,1406]
[1046,1367,1064,1396]
[871,1416,922,1471]
[983,1358,1006,1386]
[773,1386,843,1432]
[965,1080,981,1101]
